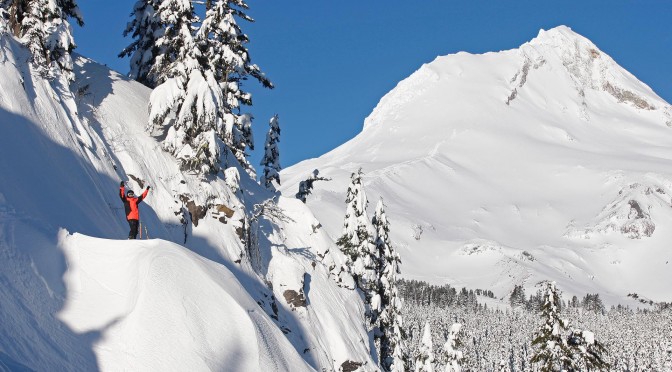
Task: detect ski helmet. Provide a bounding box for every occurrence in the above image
[127,190,135,197]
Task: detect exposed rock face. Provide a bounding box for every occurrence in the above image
[212,204,235,223]
[620,200,655,239]
[565,183,664,240]
[340,360,363,372]
[603,82,655,110]
[179,195,206,227]
[283,289,306,308]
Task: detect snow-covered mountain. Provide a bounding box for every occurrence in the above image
[0,23,374,371]
[281,26,672,306]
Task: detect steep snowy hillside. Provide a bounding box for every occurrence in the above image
[281,26,672,305]
[0,25,374,371]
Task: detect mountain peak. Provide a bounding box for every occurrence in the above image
[528,25,595,48]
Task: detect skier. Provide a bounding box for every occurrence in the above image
[119,181,150,239]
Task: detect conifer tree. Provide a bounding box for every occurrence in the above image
[148,0,225,173]
[566,329,609,371]
[119,0,162,87]
[196,0,272,175]
[509,285,526,308]
[0,7,7,32]
[664,346,672,371]
[442,323,463,372]
[336,168,373,287]
[530,281,574,371]
[3,0,82,80]
[373,198,407,372]
[414,321,435,372]
[260,114,281,189]
[146,0,272,175]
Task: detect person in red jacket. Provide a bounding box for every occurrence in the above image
[119,181,150,239]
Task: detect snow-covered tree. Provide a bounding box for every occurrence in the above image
[147,0,226,173]
[414,321,435,372]
[373,198,408,372]
[664,346,672,371]
[336,168,373,285]
[196,0,272,175]
[295,169,330,203]
[567,329,609,371]
[509,285,526,308]
[530,281,573,371]
[2,0,83,80]
[119,0,162,87]
[260,114,281,189]
[147,0,271,175]
[442,323,463,372]
[0,7,8,33]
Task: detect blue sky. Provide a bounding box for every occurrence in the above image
[73,1,672,171]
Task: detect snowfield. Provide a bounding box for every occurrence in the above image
[281,26,672,306]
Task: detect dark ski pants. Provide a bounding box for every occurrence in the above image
[128,219,139,239]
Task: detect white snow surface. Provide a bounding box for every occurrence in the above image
[0,27,374,371]
[281,26,672,306]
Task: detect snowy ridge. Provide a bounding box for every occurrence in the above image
[57,232,312,371]
[0,28,375,371]
[281,26,672,306]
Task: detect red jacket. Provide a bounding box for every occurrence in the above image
[119,186,149,221]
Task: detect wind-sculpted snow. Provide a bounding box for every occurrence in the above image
[281,26,672,305]
[57,232,312,371]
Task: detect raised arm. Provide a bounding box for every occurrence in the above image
[119,182,126,200]
[138,186,150,203]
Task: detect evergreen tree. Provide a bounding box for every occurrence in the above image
[374,198,408,372]
[295,169,330,203]
[336,168,373,287]
[260,114,281,189]
[148,0,271,175]
[509,285,526,308]
[442,323,463,372]
[664,346,672,371]
[148,0,225,173]
[119,0,163,87]
[196,0,272,175]
[530,281,574,371]
[414,321,435,372]
[2,0,82,80]
[0,7,7,31]
[581,293,605,313]
[566,329,609,371]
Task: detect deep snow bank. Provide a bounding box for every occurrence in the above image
[57,232,312,371]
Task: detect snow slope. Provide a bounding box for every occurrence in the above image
[281,26,672,305]
[0,23,374,371]
[57,232,311,371]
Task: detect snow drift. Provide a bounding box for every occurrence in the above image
[281,26,672,305]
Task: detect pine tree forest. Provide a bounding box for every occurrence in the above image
[400,279,672,371]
